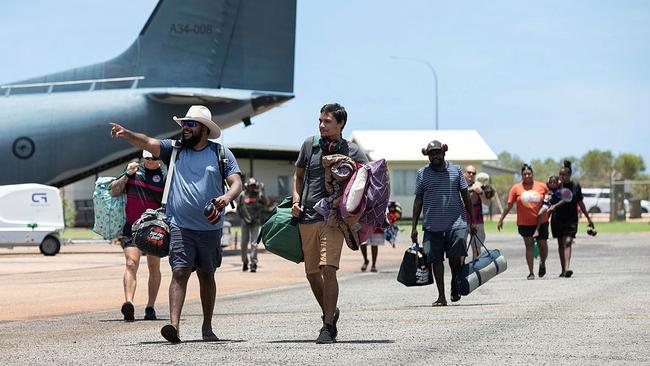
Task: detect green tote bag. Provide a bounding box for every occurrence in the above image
[259,196,303,263]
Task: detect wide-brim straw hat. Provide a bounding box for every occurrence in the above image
[173,105,221,139]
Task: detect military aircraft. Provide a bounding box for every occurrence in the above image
[0,0,296,187]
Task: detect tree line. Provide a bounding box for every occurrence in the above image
[494,149,646,186]
[487,150,648,209]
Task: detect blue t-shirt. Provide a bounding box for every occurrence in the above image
[159,139,241,231]
[415,162,468,232]
[544,188,562,207]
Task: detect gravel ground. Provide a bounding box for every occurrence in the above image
[1,232,649,365]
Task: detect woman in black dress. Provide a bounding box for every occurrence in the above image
[551,160,594,278]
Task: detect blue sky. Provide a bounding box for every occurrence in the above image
[1,0,648,169]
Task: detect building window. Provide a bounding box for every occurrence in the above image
[278,175,292,197]
[392,169,416,196]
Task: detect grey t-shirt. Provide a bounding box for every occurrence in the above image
[294,136,368,223]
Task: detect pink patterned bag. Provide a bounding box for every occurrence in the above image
[340,163,370,220]
[358,159,390,228]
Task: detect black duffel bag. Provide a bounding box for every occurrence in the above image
[397,245,434,287]
[131,143,180,258]
[132,207,171,257]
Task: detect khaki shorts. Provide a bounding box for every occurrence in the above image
[299,221,344,274]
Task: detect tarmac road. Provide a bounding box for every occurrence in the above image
[1,232,649,365]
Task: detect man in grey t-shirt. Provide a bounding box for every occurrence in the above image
[110,105,242,343]
[292,103,368,344]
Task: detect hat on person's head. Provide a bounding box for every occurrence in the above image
[421,140,448,155]
[142,150,154,159]
[173,105,221,139]
[245,177,260,190]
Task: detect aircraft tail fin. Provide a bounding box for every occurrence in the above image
[116,0,296,92]
[10,0,296,94]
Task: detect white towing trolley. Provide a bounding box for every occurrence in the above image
[0,184,65,255]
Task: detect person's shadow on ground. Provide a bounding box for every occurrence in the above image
[139,339,246,345]
[268,339,394,344]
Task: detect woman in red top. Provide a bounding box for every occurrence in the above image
[497,164,549,280]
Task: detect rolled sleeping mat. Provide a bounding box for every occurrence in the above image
[456,249,507,296]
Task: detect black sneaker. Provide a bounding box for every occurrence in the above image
[121,301,135,322]
[450,280,461,302]
[565,270,573,278]
[321,308,340,339]
[316,325,336,344]
[144,307,157,320]
[538,264,546,278]
[242,263,249,271]
[250,264,257,273]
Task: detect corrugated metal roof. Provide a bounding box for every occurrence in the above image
[349,130,497,162]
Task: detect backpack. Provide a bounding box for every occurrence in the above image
[211,141,234,209]
[92,176,126,240]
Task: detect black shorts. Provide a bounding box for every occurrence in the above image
[120,223,136,249]
[551,219,578,239]
[517,222,549,240]
[423,228,468,263]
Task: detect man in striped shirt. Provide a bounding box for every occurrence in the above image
[411,140,476,306]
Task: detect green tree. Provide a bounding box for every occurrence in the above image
[530,158,561,182]
[496,151,524,172]
[579,150,613,185]
[490,174,516,216]
[614,153,645,180]
[62,198,77,228]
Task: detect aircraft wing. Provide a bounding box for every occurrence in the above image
[147,88,263,104]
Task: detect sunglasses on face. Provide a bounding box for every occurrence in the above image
[143,157,158,161]
[466,171,476,175]
[181,120,198,128]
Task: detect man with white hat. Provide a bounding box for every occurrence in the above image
[109,150,165,322]
[110,105,242,343]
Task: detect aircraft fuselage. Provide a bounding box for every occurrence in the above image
[0,88,288,186]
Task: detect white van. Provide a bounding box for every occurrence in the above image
[582,188,650,214]
[0,184,65,255]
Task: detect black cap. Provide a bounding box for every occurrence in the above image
[422,140,447,155]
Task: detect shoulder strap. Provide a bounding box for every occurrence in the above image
[311,135,320,150]
[161,141,180,206]
[214,142,236,209]
[298,136,320,215]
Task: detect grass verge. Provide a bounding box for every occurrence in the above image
[398,220,650,234]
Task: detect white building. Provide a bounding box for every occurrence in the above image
[350,130,498,218]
